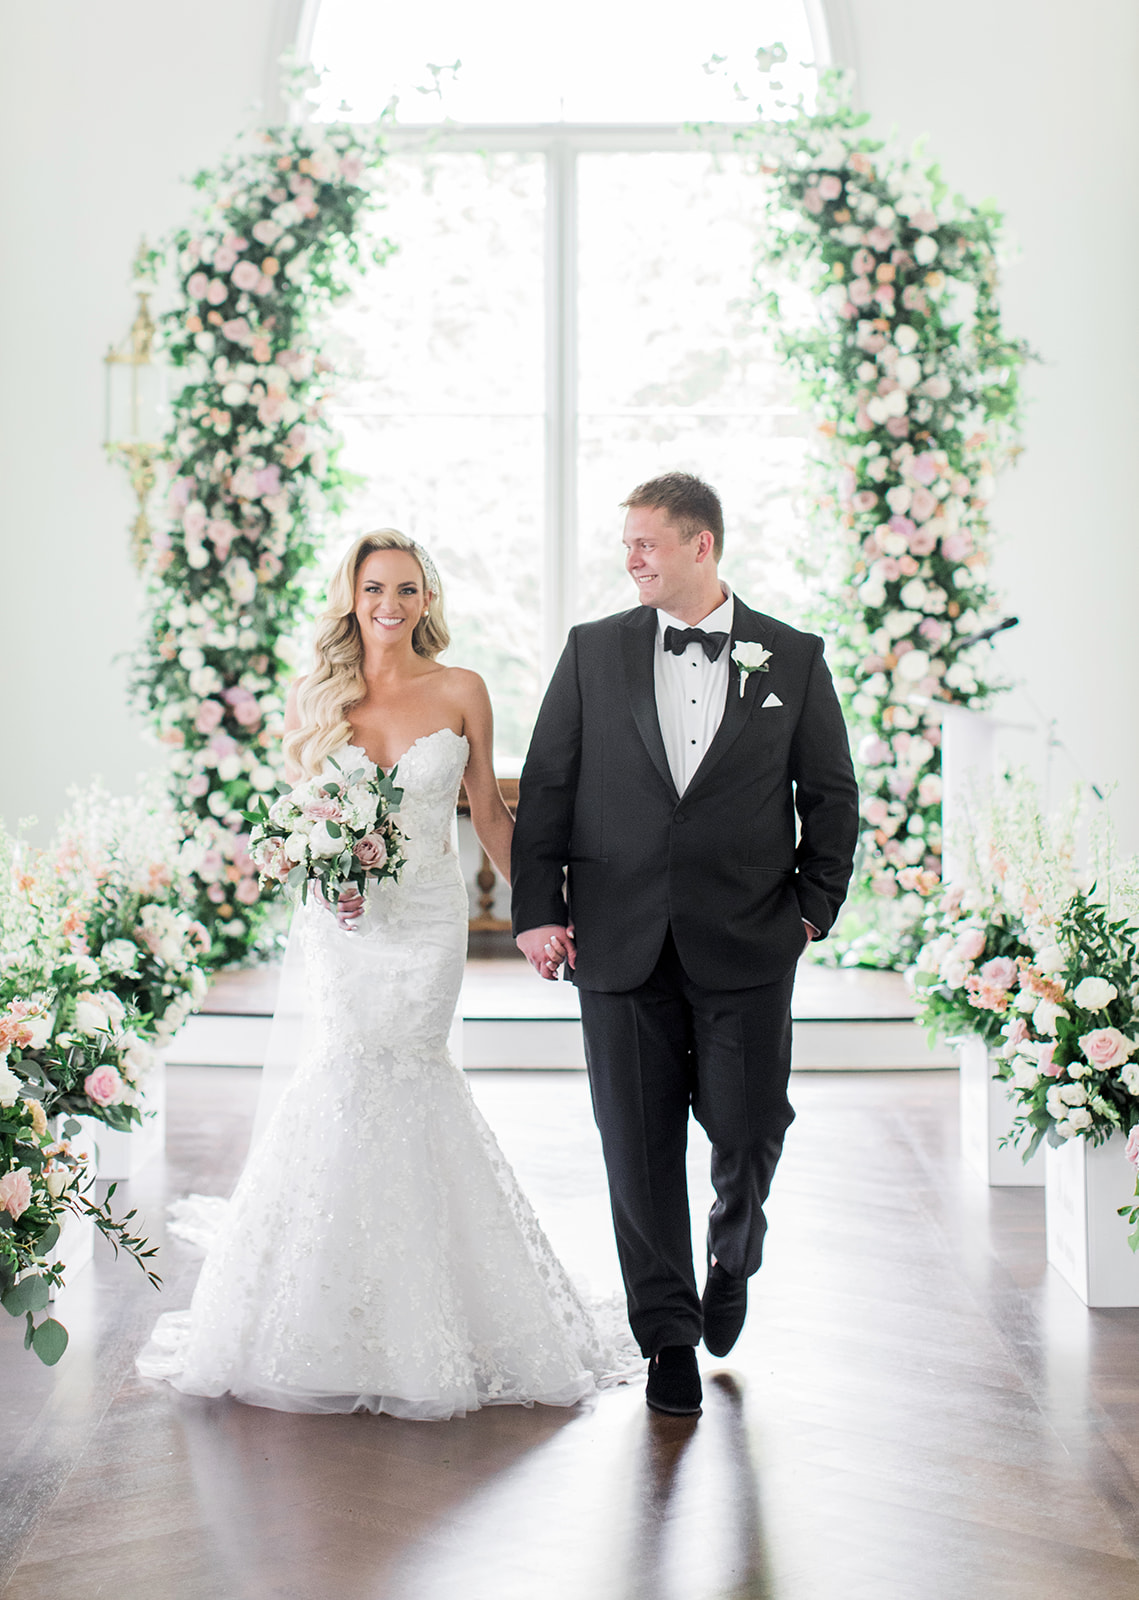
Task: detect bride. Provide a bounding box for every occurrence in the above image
[138,529,629,1419]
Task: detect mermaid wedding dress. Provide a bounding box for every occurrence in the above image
[137,728,633,1418]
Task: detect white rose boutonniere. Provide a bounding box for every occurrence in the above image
[732,642,773,697]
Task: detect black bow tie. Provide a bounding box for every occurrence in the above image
[663,625,728,662]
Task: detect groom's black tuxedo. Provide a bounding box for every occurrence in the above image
[512,597,859,990]
[513,595,859,1359]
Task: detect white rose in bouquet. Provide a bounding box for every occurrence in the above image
[284,832,309,863]
[309,821,346,859]
[0,1062,23,1107]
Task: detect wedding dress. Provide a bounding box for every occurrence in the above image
[137,728,633,1419]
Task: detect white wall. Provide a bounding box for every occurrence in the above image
[0,0,297,835]
[828,0,1139,843]
[3,0,1136,854]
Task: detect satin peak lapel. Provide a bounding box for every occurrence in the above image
[619,610,677,800]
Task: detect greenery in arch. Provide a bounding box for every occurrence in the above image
[133,91,392,965]
[132,58,1026,970]
[736,58,1028,966]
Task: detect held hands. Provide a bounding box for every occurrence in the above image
[517,924,576,981]
[315,882,365,933]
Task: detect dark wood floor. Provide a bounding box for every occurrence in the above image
[3,1065,1139,1599]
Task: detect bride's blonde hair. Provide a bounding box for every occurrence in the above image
[284,529,450,777]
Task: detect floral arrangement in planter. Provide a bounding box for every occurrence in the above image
[0,787,208,1359]
[743,60,1029,965]
[913,777,1139,1241]
[0,1001,159,1365]
[132,99,390,965]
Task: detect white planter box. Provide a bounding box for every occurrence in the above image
[46,1205,94,1296]
[958,1036,1043,1187]
[75,1057,166,1182]
[1045,1131,1139,1307]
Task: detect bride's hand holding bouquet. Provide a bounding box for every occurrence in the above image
[245,752,406,910]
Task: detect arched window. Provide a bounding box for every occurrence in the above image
[305,0,828,761]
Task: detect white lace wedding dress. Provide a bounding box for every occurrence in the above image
[137,728,634,1419]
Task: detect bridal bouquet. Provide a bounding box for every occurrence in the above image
[245,753,406,907]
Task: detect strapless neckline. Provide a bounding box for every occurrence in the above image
[342,726,468,775]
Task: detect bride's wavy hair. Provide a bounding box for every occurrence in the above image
[284,529,450,777]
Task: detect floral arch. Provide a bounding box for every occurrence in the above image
[133,65,1024,968]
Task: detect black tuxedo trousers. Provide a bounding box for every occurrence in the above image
[512,599,858,1354]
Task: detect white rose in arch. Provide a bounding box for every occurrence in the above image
[894,323,920,354]
[1071,977,1117,1012]
[895,650,930,682]
[914,235,939,266]
[895,355,923,390]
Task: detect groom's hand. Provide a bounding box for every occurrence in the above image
[517,924,576,980]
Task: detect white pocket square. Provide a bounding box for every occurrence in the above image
[762,692,783,709]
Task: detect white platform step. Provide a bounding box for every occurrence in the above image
[165,1011,954,1071]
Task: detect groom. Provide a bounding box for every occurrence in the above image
[512,472,858,1416]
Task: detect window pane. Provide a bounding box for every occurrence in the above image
[324,153,545,762]
[310,0,818,124]
[576,151,809,625]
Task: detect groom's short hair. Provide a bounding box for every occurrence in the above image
[621,472,724,560]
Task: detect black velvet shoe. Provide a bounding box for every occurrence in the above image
[701,1262,748,1358]
[645,1345,702,1416]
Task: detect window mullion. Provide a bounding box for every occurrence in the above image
[543,138,578,680]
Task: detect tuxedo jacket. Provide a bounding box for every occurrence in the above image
[510,597,860,993]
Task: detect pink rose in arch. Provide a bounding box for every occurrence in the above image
[858,735,891,766]
[907,525,937,557]
[803,187,824,214]
[222,317,252,345]
[255,465,281,497]
[186,271,210,301]
[867,226,895,253]
[941,532,973,562]
[187,773,210,798]
[1126,1127,1139,1169]
[84,1065,123,1107]
[205,278,228,306]
[0,1168,33,1220]
[849,276,873,307]
[852,248,875,277]
[195,700,225,735]
[910,487,938,522]
[909,452,939,485]
[886,416,910,439]
[232,260,260,291]
[818,174,843,201]
[863,798,890,826]
[232,698,262,729]
[339,154,365,182]
[235,877,260,906]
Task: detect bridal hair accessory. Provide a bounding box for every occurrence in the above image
[410,540,442,601]
[732,641,773,697]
